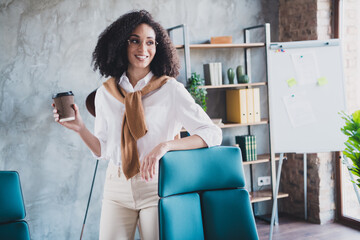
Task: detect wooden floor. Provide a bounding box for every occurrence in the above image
[256,215,360,240]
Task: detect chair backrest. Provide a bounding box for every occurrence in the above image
[86,89,97,117]
[0,171,30,240]
[158,146,259,240]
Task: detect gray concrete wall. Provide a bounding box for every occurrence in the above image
[0,0,278,239]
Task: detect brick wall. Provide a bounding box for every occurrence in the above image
[317,0,332,40]
[343,0,360,113]
[278,0,336,224]
[340,0,360,220]
[279,153,336,224]
[279,0,318,42]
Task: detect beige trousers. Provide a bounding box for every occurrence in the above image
[99,162,159,240]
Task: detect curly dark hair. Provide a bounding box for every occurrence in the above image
[92,10,180,79]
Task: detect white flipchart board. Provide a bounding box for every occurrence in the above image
[268,39,347,153]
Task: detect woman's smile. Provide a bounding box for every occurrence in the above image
[135,55,149,60]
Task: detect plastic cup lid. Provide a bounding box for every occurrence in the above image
[52,91,74,99]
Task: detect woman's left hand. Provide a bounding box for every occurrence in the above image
[140,142,169,181]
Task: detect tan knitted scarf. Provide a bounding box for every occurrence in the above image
[103,75,170,179]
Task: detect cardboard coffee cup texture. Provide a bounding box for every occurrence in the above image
[52,91,75,122]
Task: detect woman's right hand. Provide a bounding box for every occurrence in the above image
[52,103,85,133]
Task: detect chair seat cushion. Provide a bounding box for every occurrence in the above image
[201,189,259,240]
[159,193,204,240]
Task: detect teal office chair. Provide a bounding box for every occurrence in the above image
[0,171,30,240]
[158,146,259,240]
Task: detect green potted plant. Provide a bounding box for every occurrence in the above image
[187,72,207,112]
[340,110,360,189]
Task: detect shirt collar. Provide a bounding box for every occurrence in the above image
[119,71,154,92]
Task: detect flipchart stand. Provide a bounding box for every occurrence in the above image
[303,153,308,220]
[269,153,309,240]
[269,153,285,240]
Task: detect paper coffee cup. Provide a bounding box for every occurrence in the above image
[52,91,75,122]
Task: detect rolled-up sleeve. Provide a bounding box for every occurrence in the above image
[92,88,108,160]
[174,82,222,147]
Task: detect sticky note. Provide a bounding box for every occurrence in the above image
[287,78,297,87]
[317,77,328,86]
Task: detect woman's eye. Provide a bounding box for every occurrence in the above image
[146,40,155,46]
[130,39,140,44]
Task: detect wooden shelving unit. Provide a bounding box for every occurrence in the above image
[169,24,288,222]
[180,119,268,133]
[250,190,289,203]
[175,43,265,49]
[198,82,267,89]
[218,119,268,128]
[242,154,281,166]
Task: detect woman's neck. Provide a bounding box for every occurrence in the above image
[126,68,150,88]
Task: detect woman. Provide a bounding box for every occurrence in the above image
[53,10,222,240]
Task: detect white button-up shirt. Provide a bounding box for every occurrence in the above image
[94,71,222,166]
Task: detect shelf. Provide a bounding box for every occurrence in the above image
[250,190,289,203]
[180,119,268,132]
[175,43,265,49]
[198,82,267,89]
[242,154,281,166]
[220,119,268,128]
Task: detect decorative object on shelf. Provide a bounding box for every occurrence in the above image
[236,65,244,82]
[239,74,250,83]
[211,118,223,126]
[227,68,235,84]
[187,72,207,112]
[236,65,250,83]
[235,135,257,161]
[340,110,360,189]
[210,36,232,44]
[203,62,222,86]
